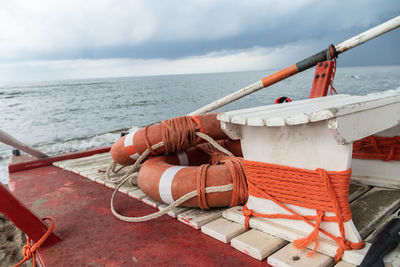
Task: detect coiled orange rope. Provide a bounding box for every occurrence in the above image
[13,217,55,267]
[242,160,364,262]
[196,154,247,210]
[142,116,198,155]
[353,135,400,161]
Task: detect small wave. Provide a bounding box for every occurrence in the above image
[351,75,360,79]
[0,126,140,184]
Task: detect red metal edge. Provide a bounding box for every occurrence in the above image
[8,146,111,173]
[0,183,61,246]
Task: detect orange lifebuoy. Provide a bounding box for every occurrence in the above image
[110,113,228,165]
[137,140,248,208]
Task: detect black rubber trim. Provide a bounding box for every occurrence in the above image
[296,45,337,72]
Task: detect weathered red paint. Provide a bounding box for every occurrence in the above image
[8,146,110,173]
[0,183,61,246]
[9,165,270,266]
[309,61,334,98]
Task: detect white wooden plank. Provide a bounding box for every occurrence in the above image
[54,153,110,167]
[350,187,400,238]
[79,168,108,176]
[95,176,106,185]
[329,102,400,144]
[141,196,162,208]
[223,94,348,126]
[201,217,246,243]
[334,261,355,267]
[65,160,111,173]
[348,183,370,202]
[222,206,370,265]
[64,157,111,171]
[231,229,287,261]
[158,204,190,218]
[285,114,309,126]
[105,181,117,189]
[217,94,347,123]
[118,184,138,194]
[177,209,223,229]
[245,95,352,127]
[86,172,105,181]
[128,189,146,200]
[333,89,400,117]
[243,94,359,126]
[267,243,334,267]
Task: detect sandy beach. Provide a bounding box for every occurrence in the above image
[0,214,30,267]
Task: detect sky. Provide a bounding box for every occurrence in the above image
[0,0,399,82]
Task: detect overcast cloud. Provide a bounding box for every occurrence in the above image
[0,0,399,82]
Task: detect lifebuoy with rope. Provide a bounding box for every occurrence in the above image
[137,140,247,208]
[274,96,292,104]
[110,113,229,165]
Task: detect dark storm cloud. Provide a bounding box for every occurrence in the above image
[1,0,399,65]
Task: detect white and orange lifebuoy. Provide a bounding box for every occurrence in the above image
[110,113,229,165]
[137,140,248,208]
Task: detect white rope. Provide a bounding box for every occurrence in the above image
[111,183,233,222]
[110,132,236,222]
[195,132,234,157]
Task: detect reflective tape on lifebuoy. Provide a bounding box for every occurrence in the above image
[137,140,243,208]
[110,113,229,165]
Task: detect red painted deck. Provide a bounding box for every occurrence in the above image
[9,160,268,266]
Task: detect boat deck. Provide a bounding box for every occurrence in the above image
[8,153,265,267]
[8,152,400,266]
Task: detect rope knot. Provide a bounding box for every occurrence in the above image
[13,217,55,267]
[293,210,324,257]
[242,205,253,230]
[22,241,34,259]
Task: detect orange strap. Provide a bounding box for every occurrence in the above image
[13,217,55,267]
[353,135,400,161]
[243,160,364,262]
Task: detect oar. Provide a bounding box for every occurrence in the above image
[189,15,400,116]
[0,129,48,158]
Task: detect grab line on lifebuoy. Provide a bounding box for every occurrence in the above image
[109,132,245,223]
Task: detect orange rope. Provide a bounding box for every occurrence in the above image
[161,116,197,153]
[242,160,364,262]
[353,135,400,161]
[13,217,55,267]
[328,45,338,95]
[195,155,247,210]
[197,164,210,209]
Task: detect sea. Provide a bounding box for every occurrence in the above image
[1,65,400,184]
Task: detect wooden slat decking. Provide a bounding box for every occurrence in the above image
[53,153,400,266]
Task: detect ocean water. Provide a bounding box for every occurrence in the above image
[1,65,400,184]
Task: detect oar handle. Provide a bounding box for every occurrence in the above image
[189,16,400,116]
[0,129,48,158]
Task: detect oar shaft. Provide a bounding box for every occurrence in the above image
[335,16,400,54]
[189,16,400,116]
[0,129,48,158]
